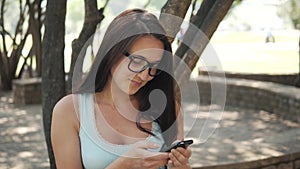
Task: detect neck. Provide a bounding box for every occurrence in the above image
[95,78,139,122]
[97,78,132,105]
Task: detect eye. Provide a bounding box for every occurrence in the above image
[131,57,144,65]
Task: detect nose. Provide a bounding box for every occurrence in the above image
[137,69,153,81]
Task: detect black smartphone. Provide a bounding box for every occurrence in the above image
[163,139,193,152]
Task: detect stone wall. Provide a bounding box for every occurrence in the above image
[191,76,300,169]
[194,76,300,123]
[12,78,42,104]
[193,152,300,169]
[199,71,298,87]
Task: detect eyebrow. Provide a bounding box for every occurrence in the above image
[126,52,162,63]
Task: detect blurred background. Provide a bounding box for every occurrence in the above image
[62,0,299,75]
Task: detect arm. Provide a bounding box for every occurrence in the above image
[51,95,83,169]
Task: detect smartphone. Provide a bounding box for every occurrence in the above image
[163,139,193,152]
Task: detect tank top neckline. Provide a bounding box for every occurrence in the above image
[89,93,157,147]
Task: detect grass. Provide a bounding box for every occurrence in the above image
[210,30,298,43]
[190,30,300,77]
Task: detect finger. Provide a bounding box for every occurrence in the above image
[167,159,174,168]
[143,156,169,168]
[169,151,181,167]
[176,147,192,158]
[145,152,169,161]
[170,149,188,166]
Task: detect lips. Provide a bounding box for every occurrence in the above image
[130,79,143,86]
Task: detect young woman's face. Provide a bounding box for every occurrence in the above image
[111,35,165,95]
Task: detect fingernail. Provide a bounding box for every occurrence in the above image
[153,143,160,147]
[153,142,160,147]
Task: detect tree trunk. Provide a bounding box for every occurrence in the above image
[27,0,43,77]
[159,0,192,43]
[0,69,12,90]
[175,0,234,85]
[0,0,43,90]
[295,34,300,87]
[175,0,216,62]
[66,0,105,93]
[42,0,67,168]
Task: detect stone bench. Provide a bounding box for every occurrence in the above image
[12,78,42,104]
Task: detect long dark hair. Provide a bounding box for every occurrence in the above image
[75,9,177,146]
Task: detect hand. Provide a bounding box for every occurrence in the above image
[121,141,169,169]
[167,146,192,169]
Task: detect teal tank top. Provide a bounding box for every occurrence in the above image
[78,94,166,169]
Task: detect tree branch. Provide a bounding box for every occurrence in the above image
[143,0,151,8]
[26,0,43,76]
[14,0,26,40]
[175,0,216,62]
[175,0,234,86]
[159,0,192,43]
[0,0,8,56]
[67,0,108,92]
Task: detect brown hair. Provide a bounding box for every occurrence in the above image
[75,9,177,146]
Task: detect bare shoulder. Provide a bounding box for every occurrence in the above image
[52,94,80,130]
[51,94,83,168]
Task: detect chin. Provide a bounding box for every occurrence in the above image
[128,88,140,95]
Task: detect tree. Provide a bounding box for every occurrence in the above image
[279,0,300,87]
[41,0,233,168]
[42,0,67,168]
[162,0,234,85]
[0,0,44,90]
[66,0,107,92]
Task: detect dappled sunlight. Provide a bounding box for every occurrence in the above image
[0,92,49,169]
[0,117,9,125]
[18,151,34,158]
[186,104,300,167]
[13,126,39,135]
[0,96,14,104]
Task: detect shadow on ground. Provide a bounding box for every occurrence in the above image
[185,103,300,167]
[0,91,49,169]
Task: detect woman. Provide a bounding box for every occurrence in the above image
[51,9,192,169]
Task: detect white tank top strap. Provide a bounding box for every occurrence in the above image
[78,93,98,140]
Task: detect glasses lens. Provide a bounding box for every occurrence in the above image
[126,52,164,76]
[149,62,164,76]
[129,57,148,72]
[149,68,161,76]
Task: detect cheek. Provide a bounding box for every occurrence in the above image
[111,61,134,86]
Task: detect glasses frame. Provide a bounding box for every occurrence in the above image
[123,51,163,77]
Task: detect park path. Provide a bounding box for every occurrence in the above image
[0,91,49,169]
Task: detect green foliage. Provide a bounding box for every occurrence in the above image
[278,0,300,28]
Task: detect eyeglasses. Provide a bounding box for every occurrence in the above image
[124,51,163,77]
